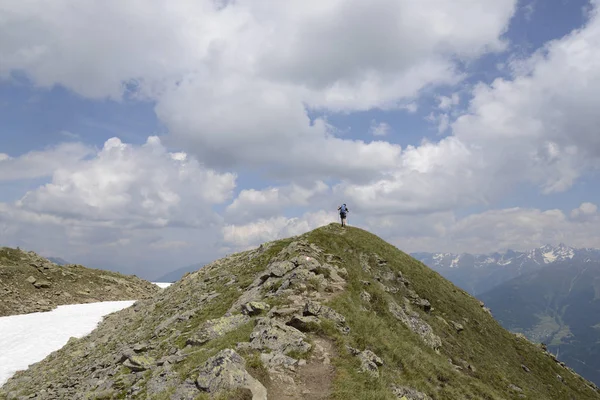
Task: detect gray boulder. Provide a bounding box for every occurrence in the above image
[241,301,271,316]
[358,350,384,378]
[33,280,51,289]
[286,314,321,332]
[250,318,312,355]
[187,314,250,346]
[392,385,432,399]
[196,349,267,399]
[303,300,349,333]
[388,301,441,350]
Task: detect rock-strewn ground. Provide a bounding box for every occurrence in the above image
[1,224,600,400]
[0,247,159,316]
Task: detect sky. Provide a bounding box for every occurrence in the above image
[1,0,600,280]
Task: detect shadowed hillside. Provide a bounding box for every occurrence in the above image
[480,260,600,386]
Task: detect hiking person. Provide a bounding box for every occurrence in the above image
[338,203,349,227]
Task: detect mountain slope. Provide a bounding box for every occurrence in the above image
[479,260,600,386]
[413,244,600,295]
[1,224,599,399]
[0,247,160,316]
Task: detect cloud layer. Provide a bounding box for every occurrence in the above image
[1,1,600,276]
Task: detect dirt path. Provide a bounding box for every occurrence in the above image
[265,337,336,400]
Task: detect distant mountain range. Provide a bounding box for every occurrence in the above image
[412,244,600,295]
[153,262,209,283]
[479,260,600,386]
[46,257,69,265]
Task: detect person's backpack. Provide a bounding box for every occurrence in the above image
[340,204,348,214]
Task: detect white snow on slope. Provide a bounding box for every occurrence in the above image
[449,255,461,268]
[152,282,173,289]
[542,250,558,263]
[0,301,135,387]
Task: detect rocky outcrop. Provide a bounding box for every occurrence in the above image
[388,300,442,350]
[249,317,312,355]
[196,349,267,399]
[187,314,250,346]
[241,301,271,316]
[392,385,432,400]
[357,349,384,378]
[303,300,350,334]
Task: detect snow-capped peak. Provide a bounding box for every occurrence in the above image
[538,243,575,264]
[414,243,593,270]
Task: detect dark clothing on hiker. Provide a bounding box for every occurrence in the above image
[338,204,349,227]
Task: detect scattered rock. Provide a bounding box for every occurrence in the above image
[196,349,267,399]
[392,385,432,400]
[360,291,372,303]
[133,344,149,353]
[413,298,431,313]
[388,301,441,350]
[303,300,349,334]
[357,350,384,378]
[33,280,51,289]
[521,364,531,373]
[450,321,464,333]
[156,354,187,366]
[250,317,312,356]
[508,384,523,393]
[397,272,410,287]
[260,352,298,371]
[26,276,36,284]
[514,333,529,342]
[268,306,302,318]
[241,301,271,316]
[122,354,155,372]
[267,260,297,278]
[286,314,321,332]
[187,314,250,346]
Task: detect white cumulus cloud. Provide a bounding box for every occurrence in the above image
[222,210,334,250]
[7,136,236,229]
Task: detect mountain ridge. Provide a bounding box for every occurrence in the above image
[412,244,600,295]
[2,224,599,399]
[0,246,160,317]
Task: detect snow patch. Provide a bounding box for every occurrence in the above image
[542,251,558,263]
[152,282,173,289]
[449,255,461,268]
[0,301,135,387]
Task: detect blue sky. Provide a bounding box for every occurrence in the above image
[1,0,599,279]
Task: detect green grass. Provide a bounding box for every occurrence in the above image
[2,224,600,400]
[300,224,600,400]
[0,247,23,265]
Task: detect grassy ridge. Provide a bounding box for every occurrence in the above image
[1,224,599,399]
